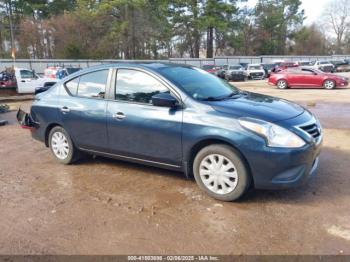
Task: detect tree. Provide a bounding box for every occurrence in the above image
[292,24,330,55]
[323,0,350,54]
[254,0,304,55]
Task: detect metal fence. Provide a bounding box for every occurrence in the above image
[2,55,350,73]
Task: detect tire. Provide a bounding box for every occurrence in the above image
[49,126,80,164]
[225,75,231,82]
[323,79,335,90]
[193,144,251,202]
[277,79,288,89]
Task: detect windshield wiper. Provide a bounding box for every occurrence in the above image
[200,91,240,101]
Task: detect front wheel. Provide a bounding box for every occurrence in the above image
[323,79,335,90]
[49,126,80,164]
[193,144,251,202]
[277,79,288,89]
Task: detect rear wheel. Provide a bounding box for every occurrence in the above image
[49,126,80,164]
[193,144,250,202]
[277,79,288,89]
[323,79,335,90]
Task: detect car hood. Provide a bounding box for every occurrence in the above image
[209,92,305,122]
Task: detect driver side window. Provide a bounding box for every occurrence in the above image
[115,69,169,104]
[20,70,35,79]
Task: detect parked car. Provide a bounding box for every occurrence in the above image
[239,62,249,70]
[0,70,16,88]
[201,64,221,74]
[308,61,335,73]
[56,67,82,79]
[245,64,265,80]
[215,65,228,79]
[296,61,312,66]
[17,63,323,202]
[330,61,350,72]
[44,66,62,79]
[273,61,299,71]
[268,67,348,89]
[261,63,276,77]
[14,68,58,93]
[224,64,246,81]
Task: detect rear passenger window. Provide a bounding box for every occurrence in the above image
[65,78,79,95]
[77,70,109,99]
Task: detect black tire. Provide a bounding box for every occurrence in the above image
[277,79,288,89]
[323,79,335,90]
[193,144,251,202]
[48,126,80,164]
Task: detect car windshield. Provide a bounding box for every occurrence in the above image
[249,66,262,70]
[320,61,330,65]
[229,66,242,70]
[158,66,239,101]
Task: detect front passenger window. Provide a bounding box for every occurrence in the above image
[77,70,109,99]
[115,69,169,104]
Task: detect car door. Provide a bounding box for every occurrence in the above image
[107,68,183,167]
[59,69,110,152]
[16,69,40,93]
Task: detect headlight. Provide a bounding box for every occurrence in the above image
[239,118,306,148]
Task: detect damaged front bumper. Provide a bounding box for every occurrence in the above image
[16,108,38,130]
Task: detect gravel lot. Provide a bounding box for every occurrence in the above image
[0,81,350,255]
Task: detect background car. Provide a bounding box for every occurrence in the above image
[44,66,62,79]
[201,64,222,74]
[245,64,265,80]
[56,67,82,79]
[215,65,228,79]
[0,70,16,88]
[261,63,276,77]
[330,60,350,72]
[224,64,246,81]
[308,61,335,73]
[268,67,348,89]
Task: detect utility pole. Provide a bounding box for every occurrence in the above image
[6,0,16,68]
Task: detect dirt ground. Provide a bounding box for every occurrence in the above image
[0,81,350,255]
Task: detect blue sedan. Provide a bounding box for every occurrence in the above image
[17,63,322,201]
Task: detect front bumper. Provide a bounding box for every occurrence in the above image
[240,111,323,190]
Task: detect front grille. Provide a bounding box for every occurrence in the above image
[251,72,263,76]
[300,122,321,139]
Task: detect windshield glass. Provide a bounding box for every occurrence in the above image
[158,66,238,101]
[320,61,330,65]
[229,66,242,70]
[248,66,262,70]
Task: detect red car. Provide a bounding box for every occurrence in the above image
[201,64,222,74]
[268,68,349,89]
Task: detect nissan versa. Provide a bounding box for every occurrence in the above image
[17,63,322,201]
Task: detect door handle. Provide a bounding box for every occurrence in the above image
[21,80,25,82]
[113,112,126,120]
[60,106,70,113]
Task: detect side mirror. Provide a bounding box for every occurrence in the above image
[152,93,178,108]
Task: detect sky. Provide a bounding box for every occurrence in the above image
[243,0,331,25]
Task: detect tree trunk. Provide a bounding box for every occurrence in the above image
[206,26,214,58]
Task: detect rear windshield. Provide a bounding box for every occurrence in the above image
[202,65,215,70]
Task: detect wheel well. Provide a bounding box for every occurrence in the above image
[44,123,61,147]
[187,139,253,185]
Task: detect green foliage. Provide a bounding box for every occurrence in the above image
[0,0,327,59]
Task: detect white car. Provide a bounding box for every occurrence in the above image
[15,68,58,94]
[245,64,266,80]
[308,61,335,73]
